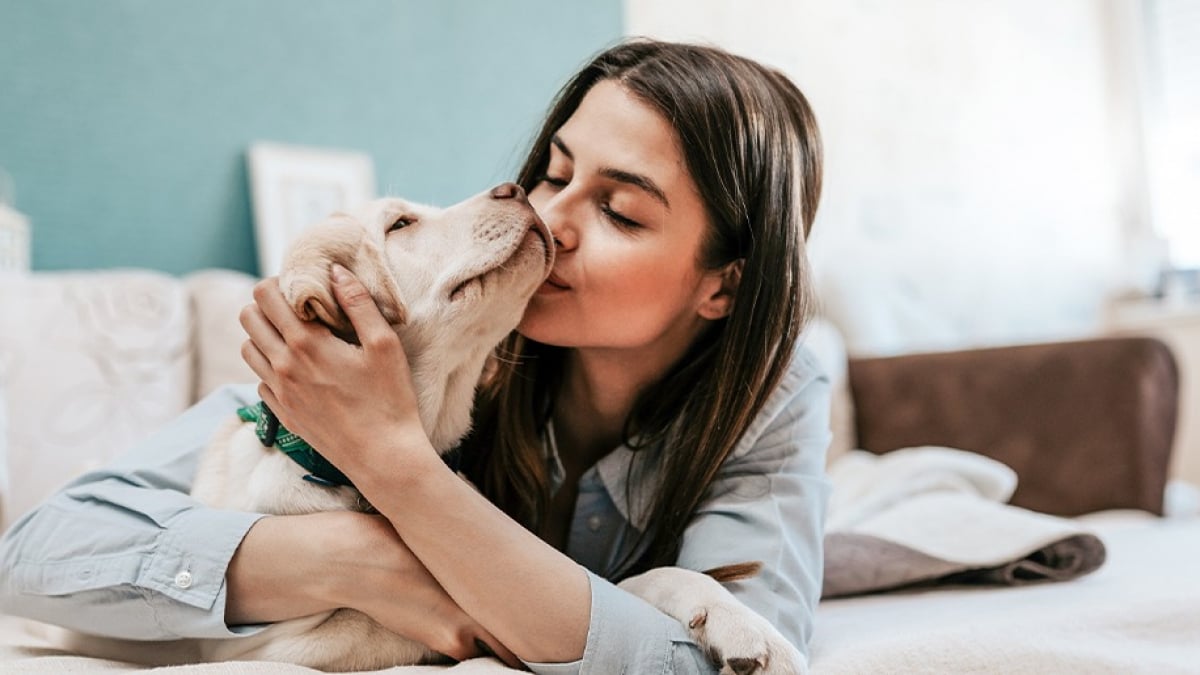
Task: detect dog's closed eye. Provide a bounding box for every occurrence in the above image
[389,216,416,232]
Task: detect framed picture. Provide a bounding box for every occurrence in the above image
[247,142,377,276]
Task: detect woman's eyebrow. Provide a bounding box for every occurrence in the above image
[600,167,670,210]
[551,134,671,211]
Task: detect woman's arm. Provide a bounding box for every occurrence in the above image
[227,511,520,665]
[0,382,513,664]
[0,384,267,639]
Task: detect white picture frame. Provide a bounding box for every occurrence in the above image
[247,142,377,276]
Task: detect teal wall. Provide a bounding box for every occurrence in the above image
[0,0,623,275]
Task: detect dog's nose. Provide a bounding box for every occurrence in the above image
[491,182,526,201]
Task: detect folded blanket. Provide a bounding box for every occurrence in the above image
[822,447,1106,598]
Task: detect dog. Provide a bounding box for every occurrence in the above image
[66,183,804,674]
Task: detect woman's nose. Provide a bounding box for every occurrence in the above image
[532,192,576,252]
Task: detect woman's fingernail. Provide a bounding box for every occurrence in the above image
[330,263,348,282]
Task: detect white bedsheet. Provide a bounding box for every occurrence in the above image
[813,512,1200,674]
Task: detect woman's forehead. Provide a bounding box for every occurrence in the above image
[555,81,697,199]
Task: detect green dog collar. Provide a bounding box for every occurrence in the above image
[237,401,354,488]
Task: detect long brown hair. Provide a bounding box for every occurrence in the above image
[460,39,823,576]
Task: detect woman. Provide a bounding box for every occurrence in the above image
[0,39,831,673]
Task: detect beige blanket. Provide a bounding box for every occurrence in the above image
[822,447,1106,598]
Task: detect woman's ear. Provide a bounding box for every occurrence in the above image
[697,259,744,320]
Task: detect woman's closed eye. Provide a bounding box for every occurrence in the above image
[601,203,643,230]
[537,174,569,188]
[536,172,644,230]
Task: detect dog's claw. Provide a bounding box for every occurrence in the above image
[689,610,708,630]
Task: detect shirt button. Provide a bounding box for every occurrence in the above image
[587,515,603,532]
[174,570,194,589]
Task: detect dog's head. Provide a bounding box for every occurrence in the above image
[275,184,552,450]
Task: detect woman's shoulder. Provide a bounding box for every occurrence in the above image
[727,335,834,464]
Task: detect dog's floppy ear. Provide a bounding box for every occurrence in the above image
[342,238,407,327]
[280,217,407,340]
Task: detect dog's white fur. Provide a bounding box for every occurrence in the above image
[66,185,805,673]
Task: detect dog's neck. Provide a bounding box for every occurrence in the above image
[406,345,490,453]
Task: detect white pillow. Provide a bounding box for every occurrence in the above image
[184,269,259,401]
[0,271,193,531]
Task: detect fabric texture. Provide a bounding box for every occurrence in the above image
[822,448,1105,598]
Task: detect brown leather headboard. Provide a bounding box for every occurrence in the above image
[848,337,1178,516]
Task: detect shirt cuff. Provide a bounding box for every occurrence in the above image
[138,506,267,638]
[524,569,714,675]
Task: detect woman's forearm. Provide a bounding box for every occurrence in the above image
[224,513,345,626]
[359,446,591,665]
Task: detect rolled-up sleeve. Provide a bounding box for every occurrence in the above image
[0,384,268,640]
[525,570,716,675]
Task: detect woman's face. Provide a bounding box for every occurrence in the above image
[519,80,727,356]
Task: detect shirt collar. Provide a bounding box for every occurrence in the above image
[541,418,663,532]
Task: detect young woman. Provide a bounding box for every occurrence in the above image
[0,39,831,673]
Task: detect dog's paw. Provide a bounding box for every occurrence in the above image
[686,601,807,675]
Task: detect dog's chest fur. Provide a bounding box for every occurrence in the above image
[192,419,367,516]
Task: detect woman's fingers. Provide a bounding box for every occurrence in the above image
[252,277,313,346]
[330,264,399,354]
[240,337,273,382]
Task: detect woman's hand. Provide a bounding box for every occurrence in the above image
[239,265,435,479]
[227,511,519,667]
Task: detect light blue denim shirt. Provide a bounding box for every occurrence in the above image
[0,346,832,674]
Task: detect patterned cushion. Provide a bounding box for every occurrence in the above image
[0,271,192,530]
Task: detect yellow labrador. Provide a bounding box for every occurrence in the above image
[190,183,555,669]
[68,183,803,673]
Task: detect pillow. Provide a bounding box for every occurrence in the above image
[0,271,193,531]
[184,269,259,401]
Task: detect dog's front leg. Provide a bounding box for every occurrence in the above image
[618,566,807,675]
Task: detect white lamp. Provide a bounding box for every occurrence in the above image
[0,169,30,273]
